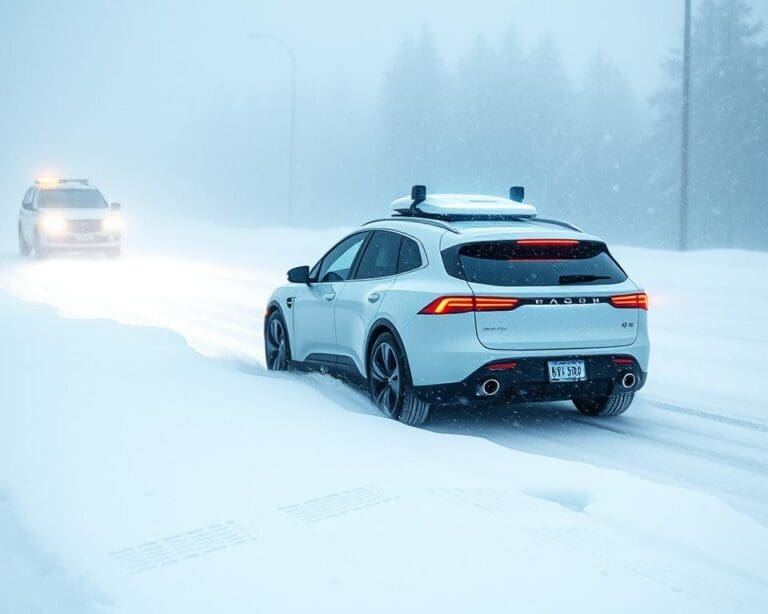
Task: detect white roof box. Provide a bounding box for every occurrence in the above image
[391,186,538,219]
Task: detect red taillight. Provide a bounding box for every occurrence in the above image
[609,293,649,310]
[516,239,580,247]
[487,361,518,371]
[419,296,475,314]
[613,358,635,365]
[419,296,520,315]
[474,297,521,312]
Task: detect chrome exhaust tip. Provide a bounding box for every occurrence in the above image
[621,372,637,389]
[479,378,501,397]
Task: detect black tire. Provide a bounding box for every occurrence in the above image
[18,224,31,257]
[264,310,292,371]
[368,332,430,426]
[574,392,634,417]
[105,246,122,259]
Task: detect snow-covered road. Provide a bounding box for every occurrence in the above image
[1,220,767,611]
[1,222,766,523]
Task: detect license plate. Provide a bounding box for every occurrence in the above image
[548,360,586,382]
[74,233,95,242]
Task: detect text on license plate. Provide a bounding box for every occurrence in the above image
[548,360,586,382]
[74,233,95,242]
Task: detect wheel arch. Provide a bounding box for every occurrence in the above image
[265,300,290,342]
[364,318,408,379]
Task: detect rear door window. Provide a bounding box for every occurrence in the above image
[442,240,627,286]
[397,236,422,273]
[354,231,402,280]
[22,188,34,209]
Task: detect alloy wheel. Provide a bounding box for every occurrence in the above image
[370,341,401,417]
[266,315,289,371]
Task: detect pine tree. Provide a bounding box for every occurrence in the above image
[450,35,502,193]
[572,51,643,240]
[519,37,578,219]
[651,0,768,248]
[378,28,448,199]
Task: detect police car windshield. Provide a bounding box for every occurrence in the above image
[39,189,108,209]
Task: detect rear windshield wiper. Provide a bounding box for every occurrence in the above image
[559,274,612,284]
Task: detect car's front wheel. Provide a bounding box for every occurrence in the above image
[368,332,430,426]
[33,229,49,260]
[573,391,634,417]
[264,310,292,371]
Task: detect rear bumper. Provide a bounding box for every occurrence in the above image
[401,310,650,387]
[414,354,646,405]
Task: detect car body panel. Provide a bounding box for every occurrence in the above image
[291,281,343,359]
[334,275,396,373]
[466,279,641,351]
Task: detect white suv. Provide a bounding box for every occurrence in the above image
[18,178,123,258]
[265,186,649,425]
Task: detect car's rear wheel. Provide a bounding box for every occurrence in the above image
[573,391,634,417]
[368,332,430,426]
[265,310,291,371]
[18,224,31,257]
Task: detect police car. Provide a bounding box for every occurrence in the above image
[18,178,123,258]
[265,185,649,425]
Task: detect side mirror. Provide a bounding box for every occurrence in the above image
[111,202,122,211]
[287,265,310,284]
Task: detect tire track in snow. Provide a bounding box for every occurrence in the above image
[648,399,768,433]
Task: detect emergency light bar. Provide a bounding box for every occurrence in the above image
[34,177,90,186]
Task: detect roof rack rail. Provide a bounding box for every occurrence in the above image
[363,217,461,234]
[534,217,583,233]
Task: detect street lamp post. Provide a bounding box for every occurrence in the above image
[248,34,296,226]
[680,0,692,250]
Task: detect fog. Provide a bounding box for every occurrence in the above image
[2,0,767,247]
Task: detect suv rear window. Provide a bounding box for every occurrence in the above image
[442,240,627,287]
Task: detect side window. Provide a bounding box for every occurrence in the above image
[21,188,34,210]
[354,231,402,280]
[316,233,368,283]
[397,237,423,273]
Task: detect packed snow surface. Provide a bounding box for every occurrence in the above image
[1,219,767,612]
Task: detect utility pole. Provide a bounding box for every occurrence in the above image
[248,34,297,226]
[680,0,692,250]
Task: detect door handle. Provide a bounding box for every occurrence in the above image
[367,292,381,303]
[323,292,336,301]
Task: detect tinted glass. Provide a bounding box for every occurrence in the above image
[39,189,108,209]
[442,240,627,286]
[316,233,367,283]
[397,237,422,273]
[354,231,401,280]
